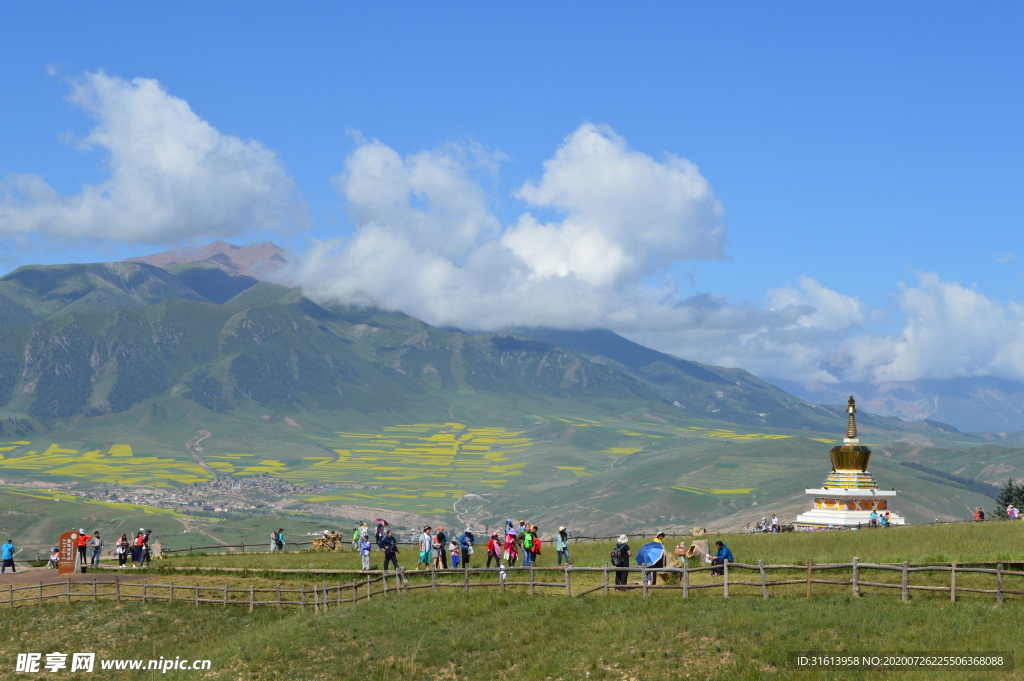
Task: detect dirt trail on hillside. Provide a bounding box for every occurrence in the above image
[185,430,216,479]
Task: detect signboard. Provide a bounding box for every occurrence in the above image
[58,530,78,575]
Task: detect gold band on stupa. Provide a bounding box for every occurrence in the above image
[825,396,875,489]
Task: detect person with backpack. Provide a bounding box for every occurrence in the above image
[530,526,542,565]
[270,530,279,552]
[375,523,386,549]
[611,534,631,589]
[459,528,475,568]
[141,530,153,567]
[555,526,572,568]
[381,530,400,572]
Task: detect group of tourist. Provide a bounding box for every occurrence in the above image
[752,515,780,533]
[869,510,892,528]
[414,524,479,570]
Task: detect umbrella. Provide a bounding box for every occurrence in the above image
[373,518,389,526]
[635,541,664,567]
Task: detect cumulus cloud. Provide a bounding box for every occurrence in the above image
[299,124,728,322]
[505,123,726,286]
[296,124,865,384]
[842,272,1024,383]
[0,71,306,245]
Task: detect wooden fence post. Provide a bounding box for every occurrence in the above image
[723,560,730,599]
[116,580,121,604]
[950,562,957,603]
[249,585,254,612]
[997,564,1004,605]
[565,566,571,597]
[431,564,437,594]
[300,585,306,610]
[530,565,536,596]
[901,561,909,602]
[806,559,812,598]
[169,581,175,603]
[9,584,13,608]
[642,565,648,597]
[195,582,200,607]
[92,577,97,602]
[142,580,147,605]
[852,557,860,597]
[463,567,469,595]
[759,560,768,600]
[223,583,228,607]
[683,560,689,599]
[336,581,341,607]
[241,542,246,553]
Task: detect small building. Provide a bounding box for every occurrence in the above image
[795,397,905,529]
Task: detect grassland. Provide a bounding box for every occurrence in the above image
[3,522,1024,680]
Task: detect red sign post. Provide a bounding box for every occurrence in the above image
[58,530,78,575]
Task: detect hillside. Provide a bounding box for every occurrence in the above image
[0,254,1017,538]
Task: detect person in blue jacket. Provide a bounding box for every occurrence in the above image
[1,538,16,573]
[710,540,734,577]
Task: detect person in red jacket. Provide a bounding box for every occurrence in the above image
[486,532,501,568]
[76,529,89,570]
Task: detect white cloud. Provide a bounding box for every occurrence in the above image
[504,123,726,286]
[0,71,306,245]
[842,272,1024,383]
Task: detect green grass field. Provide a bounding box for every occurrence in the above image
[3,521,1024,680]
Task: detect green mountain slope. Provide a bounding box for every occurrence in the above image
[0,259,1017,536]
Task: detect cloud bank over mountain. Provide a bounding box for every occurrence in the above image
[3,72,1024,394]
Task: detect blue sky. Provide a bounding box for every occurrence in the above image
[2,3,1024,391]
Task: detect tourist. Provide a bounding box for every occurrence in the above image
[555,526,572,568]
[449,539,460,569]
[611,534,631,590]
[270,530,279,552]
[277,529,285,552]
[76,528,89,569]
[710,540,734,577]
[870,510,878,528]
[771,514,779,533]
[884,510,891,527]
[1,538,16,573]
[375,523,385,548]
[116,533,130,568]
[646,531,667,585]
[503,531,519,567]
[359,534,371,571]
[434,526,448,569]
[459,528,474,568]
[90,531,103,567]
[486,532,501,568]
[47,546,59,569]
[417,526,433,570]
[352,524,361,551]
[132,530,145,566]
[530,526,542,566]
[520,524,534,567]
[381,530,399,572]
[141,530,153,567]
[978,507,986,521]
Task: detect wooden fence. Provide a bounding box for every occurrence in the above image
[6,557,1024,610]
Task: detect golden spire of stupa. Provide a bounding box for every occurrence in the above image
[846,396,857,441]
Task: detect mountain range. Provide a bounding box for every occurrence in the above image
[0,242,1017,534]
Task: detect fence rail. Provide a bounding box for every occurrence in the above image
[7,557,1024,610]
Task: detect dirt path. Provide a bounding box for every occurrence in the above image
[185,430,216,479]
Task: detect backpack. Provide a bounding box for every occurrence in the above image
[532,537,541,554]
[611,544,627,567]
